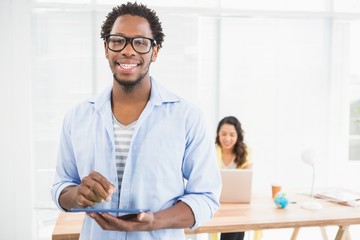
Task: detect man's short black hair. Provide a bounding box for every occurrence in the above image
[100,2,165,48]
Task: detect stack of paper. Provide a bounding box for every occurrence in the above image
[314,188,360,207]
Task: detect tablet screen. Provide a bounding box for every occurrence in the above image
[70,208,149,214]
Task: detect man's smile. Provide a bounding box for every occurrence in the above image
[119,63,138,69]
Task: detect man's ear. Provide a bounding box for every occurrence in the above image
[151,45,159,62]
[104,41,109,59]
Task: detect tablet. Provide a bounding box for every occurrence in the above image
[70,208,149,213]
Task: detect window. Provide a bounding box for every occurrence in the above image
[348,21,360,161]
[32,8,94,207]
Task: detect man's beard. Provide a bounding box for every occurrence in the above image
[113,62,151,93]
[113,74,144,93]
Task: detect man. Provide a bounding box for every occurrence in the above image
[51,2,221,240]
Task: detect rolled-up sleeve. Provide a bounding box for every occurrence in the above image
[179,109,222,229]
[51,109,81,211]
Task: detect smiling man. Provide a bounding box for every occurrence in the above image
[51,2,221,240]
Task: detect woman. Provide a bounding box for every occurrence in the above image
[216,116,252,170]
[216,116,252,240]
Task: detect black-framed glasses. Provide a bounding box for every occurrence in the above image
[105,35,157,54]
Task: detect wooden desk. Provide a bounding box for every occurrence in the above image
[52,211,84,240]
[52,192,360,240]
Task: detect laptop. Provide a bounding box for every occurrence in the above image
[219,169,253,203]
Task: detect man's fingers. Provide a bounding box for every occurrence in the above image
[88,212,155,232]
[88,212,114,230]
[137,212,153,223]
[90,171,116,194]
[75,184,104,207]
[75,194,96,207]
[81,172,115,202]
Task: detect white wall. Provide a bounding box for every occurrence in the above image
[218,17,331,192]
[0,0,34,239]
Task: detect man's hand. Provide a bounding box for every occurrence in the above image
[87,201,195,232]
[87,212,156,232]
[59,171,115,210]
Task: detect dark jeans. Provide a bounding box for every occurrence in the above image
[220,232,245,240]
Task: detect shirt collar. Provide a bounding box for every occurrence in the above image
[88,77,180,111]
[149,77,180,106]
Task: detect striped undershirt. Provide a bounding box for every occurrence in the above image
[113,116,136,192]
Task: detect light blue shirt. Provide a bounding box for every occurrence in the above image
[52,78,221,240]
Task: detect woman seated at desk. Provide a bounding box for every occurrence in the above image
[216,116,252,240]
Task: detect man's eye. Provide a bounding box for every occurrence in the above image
[113,39,125,44]
[134,39,148,46]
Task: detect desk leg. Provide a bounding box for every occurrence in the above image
[334,226,349,240]
[290,227,300,240]
[320,227,329,240]
[344,227,351,240]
